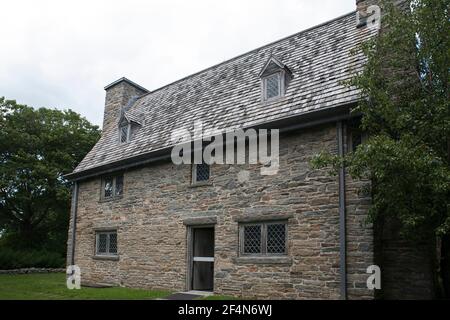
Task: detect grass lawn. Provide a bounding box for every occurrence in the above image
[0,273,171,300]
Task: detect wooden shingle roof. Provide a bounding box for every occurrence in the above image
[70,11,376,179]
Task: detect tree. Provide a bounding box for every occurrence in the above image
[0,97,100,255]
[312,0,449,297]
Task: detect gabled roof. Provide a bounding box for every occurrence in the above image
[258,55,292,78]
[104,77,150,93]
[120,111,144,126]
[69,11,377,179]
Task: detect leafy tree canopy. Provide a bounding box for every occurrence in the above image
[313,0,449,238]
[0,97,100,253]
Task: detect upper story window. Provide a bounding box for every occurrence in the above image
[263,73,281,100]
[119,123,130,144]
[259,56,292,102]
[239,221,287,256]
[102,174,124,200]
[347,120,366,153]
[118,110,143,144]
[192,162,210,184]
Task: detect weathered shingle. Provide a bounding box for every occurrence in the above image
[72,11,376,176]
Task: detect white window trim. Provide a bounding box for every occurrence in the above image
[95,230,118,256]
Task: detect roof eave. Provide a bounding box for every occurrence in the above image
[64,101,359,182]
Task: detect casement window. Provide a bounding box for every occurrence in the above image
[119,123,130,144]
[95,230,118,256]
[192,162,210,184]
[262,73,282,101]
[259,56,292,102]
[101,174,124,200]
[239,221,287,256]
[347,122,366,153]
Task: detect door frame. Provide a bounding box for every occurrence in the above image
[186,225,215,291]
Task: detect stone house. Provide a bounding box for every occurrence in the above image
[66,0,434,299]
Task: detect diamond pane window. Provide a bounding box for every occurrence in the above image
[96,231,118,256]
[240,221,287,256]
[108,233,117,254]
[104,178,113,198]
[194,163,210,183]
[97,233,107,254]
[102,175,124,199]
[243,225,262,254]
[265,73,280,99]
[120,124,129,143]
[267,224,286,254]
[115,175,123,196]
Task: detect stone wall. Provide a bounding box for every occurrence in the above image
[68,122,374,299]
[0,268,65,274]
[375,220,436,299]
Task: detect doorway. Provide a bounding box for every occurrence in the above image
[189,227,214,291]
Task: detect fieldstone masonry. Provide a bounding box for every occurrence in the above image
[68,123,374,299]
[66,0,436,300]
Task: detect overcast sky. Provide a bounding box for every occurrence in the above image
[0,0,355,127]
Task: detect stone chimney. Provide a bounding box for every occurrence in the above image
[102,77,149,133]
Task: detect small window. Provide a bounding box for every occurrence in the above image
[115,175,124,196]
[240,222,287,256]
[102,174,124,200]
[264,73,281,100]
[192,162,210,184]
[95,230,118,256]
[347,124,365,153]
[119,123,130,144]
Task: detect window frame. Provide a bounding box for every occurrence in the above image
[101,174,124,201]
[347,125,367,153]
[119,122,131,144]
[239,221,288,256]
[191,162,211,185]
[95,230,118,257]
[261,71,284,102]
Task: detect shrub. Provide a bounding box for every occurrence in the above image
[0,248,65,269]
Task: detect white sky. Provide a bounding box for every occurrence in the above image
[0,0,355,127]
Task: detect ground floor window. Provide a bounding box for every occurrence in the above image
[239,221,287,256]
[95,230,118,256]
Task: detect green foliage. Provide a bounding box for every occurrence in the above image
[0,248,65,269]
[312,0,450,238]
[0,97,100,254]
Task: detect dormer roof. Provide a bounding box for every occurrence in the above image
[258,55,292,78]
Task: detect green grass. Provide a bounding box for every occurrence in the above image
[0,273,171,300]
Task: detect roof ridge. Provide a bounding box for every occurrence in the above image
[136,11,356,100]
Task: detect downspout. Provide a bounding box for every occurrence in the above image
[337,121,347,300]
[70,181,79,266]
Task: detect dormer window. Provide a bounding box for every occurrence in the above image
[119,123,130,143]
[259,56,293,102]
[263,73,281,100]
[118,111,143,144]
